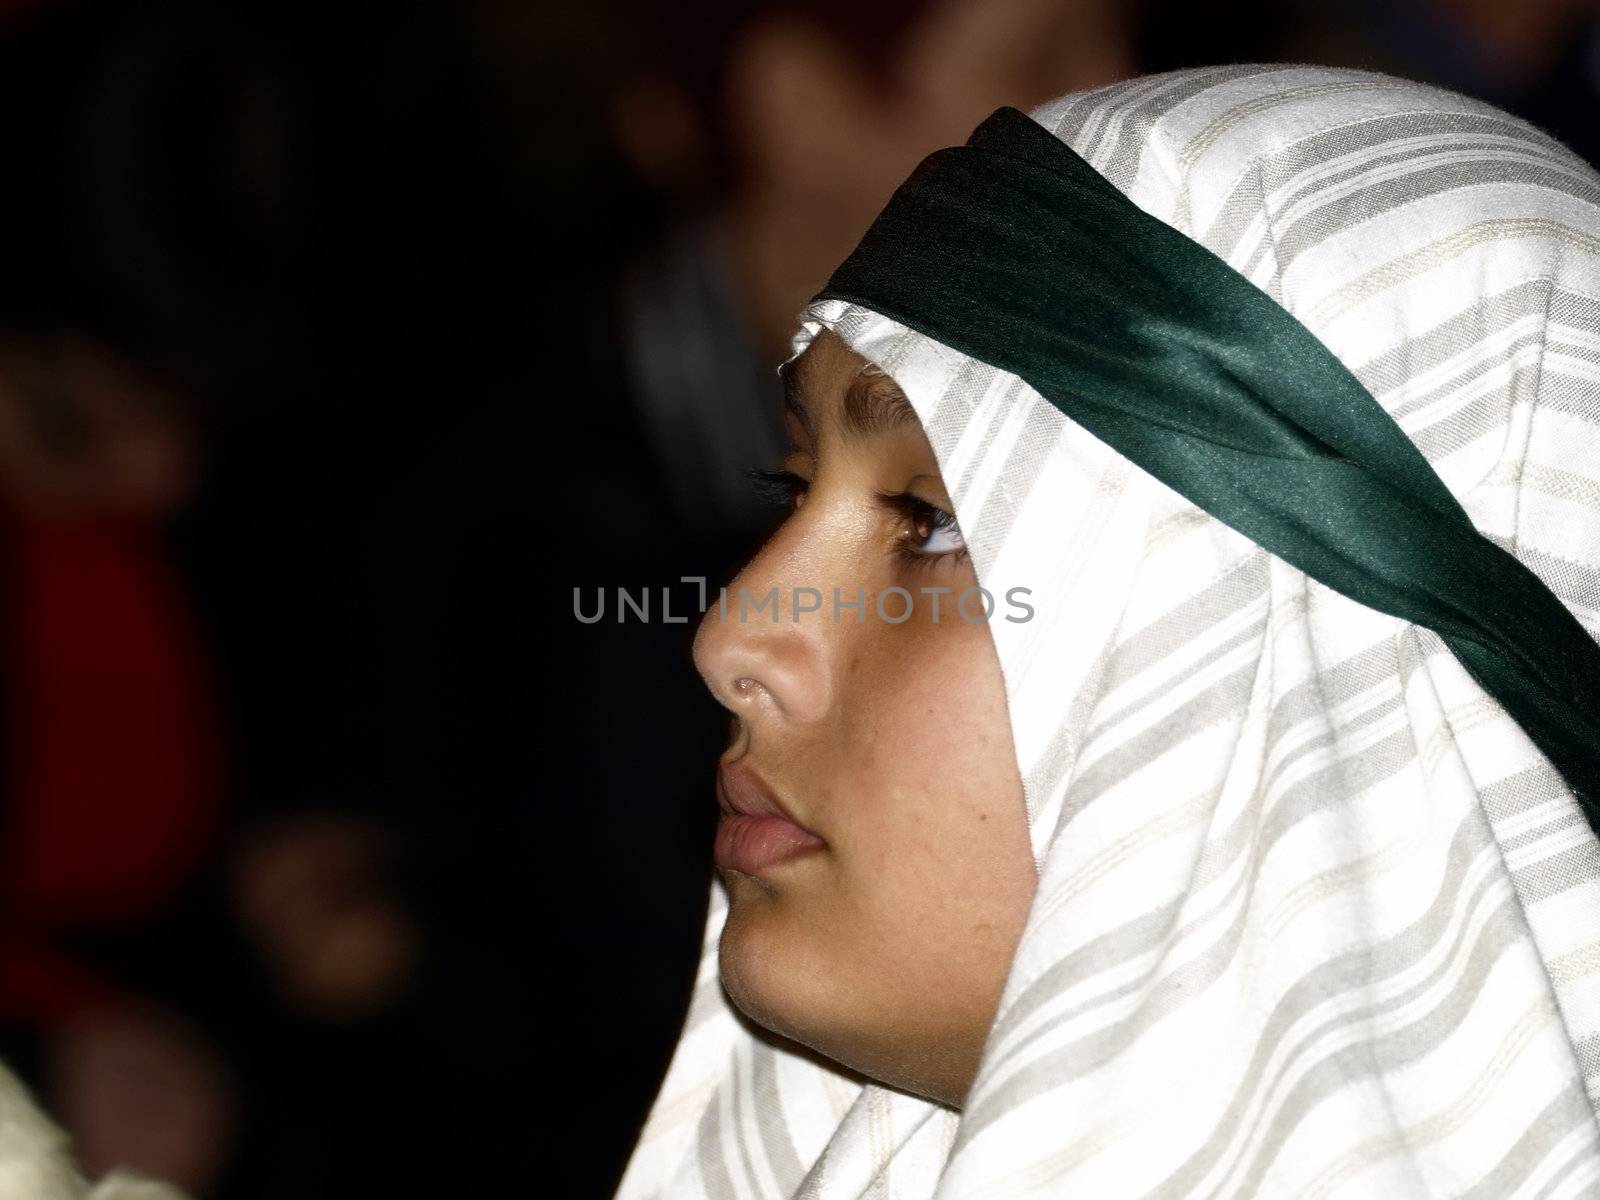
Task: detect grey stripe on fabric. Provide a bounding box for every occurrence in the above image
[1267,718,1423,844]
[752,1042,806,1193]
[697,1079,741,1200]
[1530,1132,1600,1200]
[1021,640,1118,828]
[1516,841,1600,907]
[1353,278,1558,401]
[948,374,1028,520]
[1082,613,1268,745]
[1202,110,1566,261]
[1145,832,1516,1197]
[1193,707,1410,911]
[1389,324,1544,428]
[1304,217,1600,328]
[1060,661,1259,831]
[990,773,1313,1090]
[1274,157,1600,271]
[1453,1082,1596,1200]
[730,1047,769,1199]
[1096,551,1270,692]
[1549,287,1600,336]
[1074,72,1190,168]
[1407,371,1539,464]
[1259,684,1410,801]
[1286,995,1557,1199]
[1496,810,1593,856]
[968,814,1502,1145]
[1203,155,1280,266]
[987,724,1432,1142]
[985,895,1188,1076]
[1172,80,1423,222]
[1574,1033,1600,1087]
[1071,635,1423,869]
[1217,897,1544,1198]
[1545,327,1600,367]
[1083,65,1271,192]
[1532,369,1600,427]
[1044,72,1173,165]
[1260,639,1410,764]
[963,399,1061,567]
[1479,761,1577,824]
[1176,78,1390,176]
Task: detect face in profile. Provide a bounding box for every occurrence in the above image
[692,330,1037,1108]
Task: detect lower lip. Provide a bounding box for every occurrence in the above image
[714,814,824,875]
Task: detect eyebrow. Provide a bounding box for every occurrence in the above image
[840,366,918,442]
[779,358,919,447]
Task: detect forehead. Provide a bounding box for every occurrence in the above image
[785,330,919,446]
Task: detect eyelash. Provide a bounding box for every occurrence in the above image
[746,468,969,567]
[747,467,806,510]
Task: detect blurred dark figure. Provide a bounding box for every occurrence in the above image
[0,1,518,1194]
[609,0,1135,544]
[0,331,234,1192]
[0,7,292,1190]
[1141,0,1600,167]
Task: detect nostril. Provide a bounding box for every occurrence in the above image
[698,630,830,726]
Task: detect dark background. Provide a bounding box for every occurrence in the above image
[0,0,1593,1195]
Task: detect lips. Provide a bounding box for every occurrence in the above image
[714,762,824,875]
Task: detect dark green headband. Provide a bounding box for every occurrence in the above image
[817,105,1600,823]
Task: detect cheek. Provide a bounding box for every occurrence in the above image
[838,617,1029,923]
[720,612,1035,1056]
[715,579,1037,1095]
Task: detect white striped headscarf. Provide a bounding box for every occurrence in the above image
[617,64,1600,1198]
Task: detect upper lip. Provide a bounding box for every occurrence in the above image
[717,761,815,832]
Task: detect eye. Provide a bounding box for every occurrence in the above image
[878,491,965,564]
[907,499,964,556]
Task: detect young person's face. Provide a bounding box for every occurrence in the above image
[693,329,1035,1107]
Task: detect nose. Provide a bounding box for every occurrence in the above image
[693,546,834,729]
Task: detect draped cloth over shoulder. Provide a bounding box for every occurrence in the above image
[0,1059,188,1199]
[618,66,1600,1198]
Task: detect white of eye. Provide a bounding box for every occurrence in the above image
[919,519,965,554]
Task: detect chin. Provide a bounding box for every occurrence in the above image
[717,877,832,1047]
[718,884,789,1029]
[718,919,966,1106]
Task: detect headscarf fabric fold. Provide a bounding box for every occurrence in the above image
[618,65,1600,1198]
